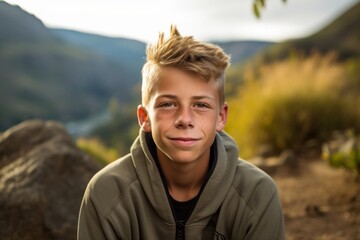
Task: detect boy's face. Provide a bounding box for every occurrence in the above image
[137,67,228,165]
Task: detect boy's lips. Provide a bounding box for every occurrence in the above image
[168,137,200,146]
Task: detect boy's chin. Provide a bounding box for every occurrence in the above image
[166,152,207,165]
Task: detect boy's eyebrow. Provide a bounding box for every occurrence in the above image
[156,94,215,101]
[192,95,216,101]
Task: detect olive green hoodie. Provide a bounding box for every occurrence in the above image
[77,130,285,239]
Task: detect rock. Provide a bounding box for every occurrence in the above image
[251,149,299,175]
[251,156,280,175]
[305,204,326,217]
[302,139,322,158]
[255,144,276,159]
[322,130,360,177]
[0,120,101,240]
[279,149,298,169]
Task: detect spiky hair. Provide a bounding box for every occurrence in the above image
[141,25,231,106]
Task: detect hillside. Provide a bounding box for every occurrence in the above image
[51,29,146,79]
[0,1,138,131]
[253,1,360,63]
[226,1,360,95]
[52,29,272,72]
[0,1,54,43]
[215,40,272,64]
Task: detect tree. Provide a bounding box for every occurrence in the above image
[253,0,287,18]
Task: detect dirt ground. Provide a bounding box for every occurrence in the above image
[267,155,360,240]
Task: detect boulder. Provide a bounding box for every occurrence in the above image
[0,120,101,240]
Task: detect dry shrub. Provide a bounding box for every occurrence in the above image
[226,53,360,158]
[76,137,119,165]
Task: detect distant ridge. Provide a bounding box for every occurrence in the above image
[306,1,360,58]
[214,40,273,64]
[254,1,360,63]
[0,1,137,131]
[52,29,273,69]
[51,29,146,76]
[0,1,54,43]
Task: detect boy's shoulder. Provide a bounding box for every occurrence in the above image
[89,153,137,190]
[216,131,278,201]
[84,154,138,211]
[232,158,278,203]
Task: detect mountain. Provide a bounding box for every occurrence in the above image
[0,1,139,131]
[214,40,272,64]
[51,29,271,72]
[0,1,54,43]
[253,1,360,63]
[51,29,146,79]
[306,1,360,58]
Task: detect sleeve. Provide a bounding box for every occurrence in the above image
[77,182,119,240]
[245,182,286,240]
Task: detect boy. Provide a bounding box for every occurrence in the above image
[77,25,285,240]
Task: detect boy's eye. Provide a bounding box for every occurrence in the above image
[159,102,176,108]
[194,103,210,108]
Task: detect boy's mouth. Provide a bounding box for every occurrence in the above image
[169,137,200,146]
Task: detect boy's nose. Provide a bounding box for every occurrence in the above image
[175,107,194,128]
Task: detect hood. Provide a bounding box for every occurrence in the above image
[130,129,239,224]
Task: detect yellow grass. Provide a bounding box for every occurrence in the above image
[77,137,119,165]
[225,53,360,158]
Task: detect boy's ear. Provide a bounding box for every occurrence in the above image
[216,102,228,132]
[137,105,151,132]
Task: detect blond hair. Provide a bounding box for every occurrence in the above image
[141,25,231,106]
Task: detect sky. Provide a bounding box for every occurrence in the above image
[4,0,359,43]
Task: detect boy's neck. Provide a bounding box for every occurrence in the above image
[156,149,210,202]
